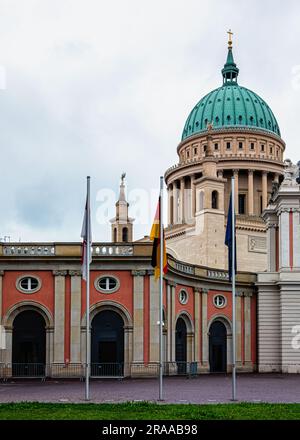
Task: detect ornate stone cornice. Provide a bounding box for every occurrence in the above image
[131,270,146,277]
[167,280,177,288]
[52,270,68,276]
[201,288,209,294]
[69,270,81,277]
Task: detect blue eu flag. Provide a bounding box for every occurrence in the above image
[225,193,236,282]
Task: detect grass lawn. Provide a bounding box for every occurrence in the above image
[0,402,299,420]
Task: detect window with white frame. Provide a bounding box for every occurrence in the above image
[213,294,226,308]
[178,289,188,305]
[95,276,119,293]
[17,276,40,293]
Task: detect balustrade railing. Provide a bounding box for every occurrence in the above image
[0,362,199,379]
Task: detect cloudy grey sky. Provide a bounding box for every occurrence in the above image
[0,0,300,243]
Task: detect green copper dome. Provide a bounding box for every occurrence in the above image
[182,47,281,141]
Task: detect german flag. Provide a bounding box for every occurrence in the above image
[150,197,168,279]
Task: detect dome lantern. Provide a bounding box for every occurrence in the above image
[221,30,239,85]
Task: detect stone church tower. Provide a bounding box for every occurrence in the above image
[164,35,285,274]
[110,174,134,243]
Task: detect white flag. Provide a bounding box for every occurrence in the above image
[81,194,92,281]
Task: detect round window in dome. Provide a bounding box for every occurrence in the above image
[95,275,120,293]
[17,275,41,294]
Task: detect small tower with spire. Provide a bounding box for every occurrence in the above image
[222,29,239,84]
[110,173,134,243]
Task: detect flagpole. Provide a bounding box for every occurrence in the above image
[85,176,91,401]
[231,176,237,401]
[159,176,164,400]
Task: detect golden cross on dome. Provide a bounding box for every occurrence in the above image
[227,29,233,48]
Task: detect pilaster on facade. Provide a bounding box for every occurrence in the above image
[69,270,81,363]
[201,288,209,370]
[132,269,146,362]
[53,270,67,363]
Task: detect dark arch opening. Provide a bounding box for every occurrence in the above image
[175,317,187,374]
[91,310,124,376]
[122,227,128,242]
[209,320,227,373]
[12,310,46,377]
[113,227,117,242]
[212,190,218,209]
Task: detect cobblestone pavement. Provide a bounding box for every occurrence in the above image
[0,374,299,404]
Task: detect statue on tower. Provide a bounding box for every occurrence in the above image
[282,159,299,186]
[205,121,214,157]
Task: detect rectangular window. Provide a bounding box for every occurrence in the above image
[187,151,190,158]
[270,147,273,154]
[239,142,243,149]
[250,142,255,150]
[226,142,231,150]
[261,144,265,152]
[214,143,219,150]
[238,194,246,215]
[260,195,263,214]
[194,147,197,154]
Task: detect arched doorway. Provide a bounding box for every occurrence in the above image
[209,320,227,373]
[12,310,46,377]
[175,317,187,374]
[91,310,124,377]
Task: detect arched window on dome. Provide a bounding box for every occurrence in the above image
[212,191,218,210]
[113,228,117,242]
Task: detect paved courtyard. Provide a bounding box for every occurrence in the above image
[0,374,299,404]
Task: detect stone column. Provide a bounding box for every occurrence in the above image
[244,292,252,370]
[180,178,185,223]
[173,182,178,225]
[187,332,194,362]
[132,270,146,362]
[124,325,133,376]
[262,171,268,210]
[274,173,279,183]
[191,175,196,218]
[233,169,239,213]
[69,270,82,364]
[167,283,172,362]
[53,270,67,363]
[149,270,159,362]
[236,292,242,368]
[194,288,201,366]
[170,283,176,362]
[167,185,171,226]
[201,288,209,369]
[279,209,290,270]
[248,170,254,215]
[267,223,278,272]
